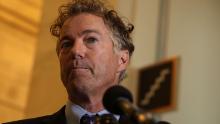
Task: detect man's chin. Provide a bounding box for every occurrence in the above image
[68,80,95,91]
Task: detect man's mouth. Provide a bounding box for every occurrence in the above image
[71,61,94,74]
[71,66,94,75]
[72,67,89,71]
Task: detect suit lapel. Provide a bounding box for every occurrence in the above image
[42,106,66,124]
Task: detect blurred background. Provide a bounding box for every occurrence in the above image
[0,0,219,123]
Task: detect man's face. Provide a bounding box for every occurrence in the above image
[57,13,129,99]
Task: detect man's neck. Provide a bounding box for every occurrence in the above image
[69,95,104,112]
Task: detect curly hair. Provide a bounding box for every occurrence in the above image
[50,0,134,82]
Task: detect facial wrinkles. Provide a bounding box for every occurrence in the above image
[60,14,119,86]
[61,46,95,84]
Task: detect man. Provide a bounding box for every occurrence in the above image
[4,0,134,123]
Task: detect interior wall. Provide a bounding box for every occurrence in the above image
[117,0,220,124]
[0,0,43,122]
[163,0,220,124]
[24,0,69,118]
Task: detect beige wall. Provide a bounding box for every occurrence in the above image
[0,0,42,122]
[163,0,220,124]
[117,0,220,124]
[24,0,68,118]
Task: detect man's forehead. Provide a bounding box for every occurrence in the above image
[59,14,110,37]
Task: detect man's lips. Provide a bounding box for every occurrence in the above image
[70,60,94,74]
[72,67,88,69]
[71,66,94,74]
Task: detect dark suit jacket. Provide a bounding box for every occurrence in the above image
[3,106,168,124]
[3,106,66,124]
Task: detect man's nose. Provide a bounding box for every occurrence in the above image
[71,40,86,59]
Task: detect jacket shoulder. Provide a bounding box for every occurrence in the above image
[3,106,66,124]
[3,115,52,124]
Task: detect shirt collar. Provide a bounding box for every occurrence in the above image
[65,100,119,124]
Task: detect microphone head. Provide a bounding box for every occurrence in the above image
[103,85,133,114]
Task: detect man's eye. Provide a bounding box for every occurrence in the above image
[85,37,97,44]
[60,40,72,49]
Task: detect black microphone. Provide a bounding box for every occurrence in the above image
[103,85,153,124]
[103,85,133,115]
[103,85,171,124]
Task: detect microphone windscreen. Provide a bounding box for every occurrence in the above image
[103,85,133,114]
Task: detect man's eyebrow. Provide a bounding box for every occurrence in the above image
[80,29,101,36]
[59,29,101,41]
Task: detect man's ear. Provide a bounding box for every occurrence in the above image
[117,50,130,72]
